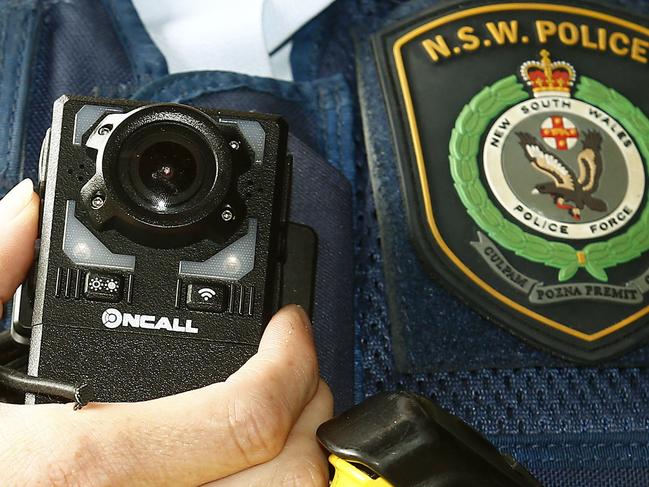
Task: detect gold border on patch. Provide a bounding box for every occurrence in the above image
[392,3,649,343]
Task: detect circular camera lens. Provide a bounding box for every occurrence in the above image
[115,122,217,214]
[137,141,198,202]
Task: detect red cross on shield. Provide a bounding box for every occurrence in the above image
[540,116,579,150]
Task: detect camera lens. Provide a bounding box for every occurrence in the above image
[137,141,198,202]
[91,104,232,230]
[116,122,217,214]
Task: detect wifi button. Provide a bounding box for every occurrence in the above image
[186,283,228,312]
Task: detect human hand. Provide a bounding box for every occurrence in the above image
[0,180,333,486]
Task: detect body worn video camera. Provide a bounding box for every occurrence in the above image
[12,96,316,403]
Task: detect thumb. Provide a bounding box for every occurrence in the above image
[0,179,39,313]
[3,306,321,486]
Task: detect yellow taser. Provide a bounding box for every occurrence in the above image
[329,454,393,487]
[317,392,542,487]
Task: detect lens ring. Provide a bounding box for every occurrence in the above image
[118,122,213,214]
[99,104,232,227]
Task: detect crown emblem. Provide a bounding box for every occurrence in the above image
[520,50,576,98]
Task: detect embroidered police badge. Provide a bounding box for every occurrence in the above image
[374,0,649,361]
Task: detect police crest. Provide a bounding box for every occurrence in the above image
[374,1,649,361]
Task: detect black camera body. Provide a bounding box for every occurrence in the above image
[13,95,315,403]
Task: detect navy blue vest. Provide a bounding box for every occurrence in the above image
[1,1,648,484]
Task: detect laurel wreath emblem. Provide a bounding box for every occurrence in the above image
[450,75,649,282]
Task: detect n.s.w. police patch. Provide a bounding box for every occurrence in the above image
[374,0,649,362]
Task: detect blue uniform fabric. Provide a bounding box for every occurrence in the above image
[291,0,649,485]
[0,0,648,485]
[0,0,40,193]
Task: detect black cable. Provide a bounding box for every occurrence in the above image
[0,366,93,409]
[1,330,93,409]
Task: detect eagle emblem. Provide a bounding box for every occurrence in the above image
[517,130,607,221]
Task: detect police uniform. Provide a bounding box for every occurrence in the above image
[1,1,649,485]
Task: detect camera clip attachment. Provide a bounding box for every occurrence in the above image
[317,392,542,487]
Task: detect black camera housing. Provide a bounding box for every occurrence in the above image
[13,96,316,403]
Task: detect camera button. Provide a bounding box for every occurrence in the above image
[186,283,228,312]
[84,272,124,302]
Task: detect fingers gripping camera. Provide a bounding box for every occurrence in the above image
[13,96,316,403]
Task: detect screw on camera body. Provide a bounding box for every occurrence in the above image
[97,124,113,136]
[221,206,234,222]
[229,140,240,150]
[91,194,105,209]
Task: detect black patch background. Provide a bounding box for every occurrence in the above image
[375,0,649,361]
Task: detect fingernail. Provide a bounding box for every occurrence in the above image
[0,179,34,220]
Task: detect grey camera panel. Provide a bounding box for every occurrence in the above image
[219,118,265,164]
[62,200,136,272]
[73,105,123,146]
[179,219,257,281]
